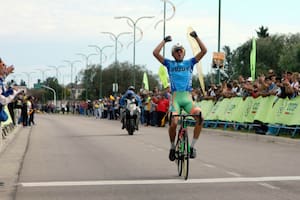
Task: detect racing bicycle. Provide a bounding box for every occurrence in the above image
[170,112,202,180]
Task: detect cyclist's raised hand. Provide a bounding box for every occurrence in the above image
[189,31,198,38]
[164,35,172,42]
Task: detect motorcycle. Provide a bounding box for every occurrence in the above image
[124,97,140,135]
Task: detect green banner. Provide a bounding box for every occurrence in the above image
[250,37,256,81]
[142,72,149,91]
[278,96,300,125]
[196,100,215,118]
[253,96,274,123]
[199,96,300,126]
[217,98,234,121]
[224,97,244,122]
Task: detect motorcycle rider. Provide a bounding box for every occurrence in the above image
[119,86,142,130]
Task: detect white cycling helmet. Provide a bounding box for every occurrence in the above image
[171,43,185,54]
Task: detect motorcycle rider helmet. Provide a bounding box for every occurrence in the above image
[128,86,135,91]
[126,90,135,99]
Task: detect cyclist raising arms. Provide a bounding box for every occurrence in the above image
[153,31,207,161]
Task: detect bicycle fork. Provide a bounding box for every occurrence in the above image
[179,129,190,157]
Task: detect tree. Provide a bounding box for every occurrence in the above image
[229,32,299,80]
[79,62,159,99]
[256,26,270,38]
[278,33,300,72]
[222,45,233,79]
[43,77,64,101]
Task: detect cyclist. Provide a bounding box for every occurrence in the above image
[153,31,207,161]
[119,86,142,130]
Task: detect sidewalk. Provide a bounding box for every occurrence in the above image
[0,125,20,155]
[202,127,300,146]
[0,126,31,200]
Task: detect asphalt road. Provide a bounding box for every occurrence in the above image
[1,113,300,200]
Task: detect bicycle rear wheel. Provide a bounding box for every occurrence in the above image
[182,130,189,180]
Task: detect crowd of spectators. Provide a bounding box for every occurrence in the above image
[204,69,299,101]
[40,69,300,130]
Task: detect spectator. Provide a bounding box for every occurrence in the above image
[153,93,169,127]
[290,72,299,97]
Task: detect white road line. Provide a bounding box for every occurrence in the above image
[226,171,242,177]
[203,163,216,168]
[258,182,280,190]
[20,176,300,187]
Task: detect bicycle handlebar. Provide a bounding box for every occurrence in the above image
[169,112,203,126]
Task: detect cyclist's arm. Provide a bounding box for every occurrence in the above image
[153,40,166,65]
[194,37,207,62]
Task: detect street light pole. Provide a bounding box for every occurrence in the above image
[76,53,98,100]
[88,45,113,98]
[62,60,82,100]
[62,60,82,85]
[115,16,154,87]
[41,85,57,110]
[217,0,222,84]
[22,72,36,88]
[48,65,66,84]
[36,68,50,82]
[101,31,131,87]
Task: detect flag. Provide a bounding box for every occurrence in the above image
[187,26,206,95]
[250,37,256,82]
[158,65,169,89]
[143,72,149,91]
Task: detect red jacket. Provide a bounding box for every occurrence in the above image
[156,98,169,112]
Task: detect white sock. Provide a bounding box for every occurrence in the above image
[170,142,175,149]
[190,138,197,148]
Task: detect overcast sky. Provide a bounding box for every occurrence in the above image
[1,0,299,86]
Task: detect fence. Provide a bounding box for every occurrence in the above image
[0,106,15,151]
[197,96,300,138]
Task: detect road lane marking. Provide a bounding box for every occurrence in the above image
[258,182,280,190]
[203,163,216,168]
[226,171,242,177]
[20,176,300,187]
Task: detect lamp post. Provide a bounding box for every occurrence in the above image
[115,16,154,87]
[22,72,36,88]
[101,31,131,89]
[48,65,66,84]
[41,85,57,110]
[62,60,82,85]
[62,60,82,100]
[76,53,98,100]
[217,0,222,84]
[88,45,113,98]
[36,68,51,82]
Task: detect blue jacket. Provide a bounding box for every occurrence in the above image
[119,90,142,107]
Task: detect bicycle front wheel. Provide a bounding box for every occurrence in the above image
[175,139,182,176]
[182,130,189,180]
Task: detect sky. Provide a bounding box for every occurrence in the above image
[0,0,299,87]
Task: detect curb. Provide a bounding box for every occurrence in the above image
[203,128,300,146]
[0,125,22,155]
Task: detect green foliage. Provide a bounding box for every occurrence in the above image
[278,33,300,72]
[78,62,159,99]
[43,77,64,100]
[256,26,270,38]
[229,31,299,80]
